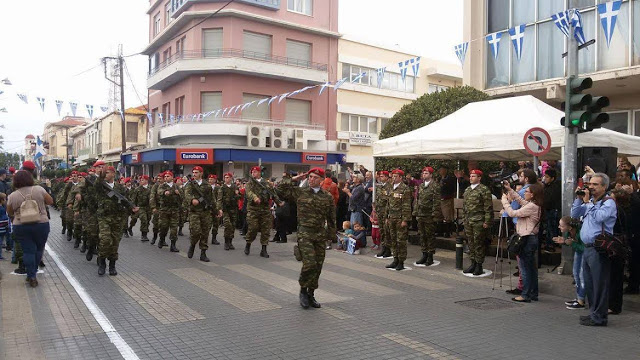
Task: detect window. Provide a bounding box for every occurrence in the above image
[203,29,223,57]
[162,48,171,64]
[487,0,509,33]
[201,92,222,113]
[286,40,311,67]
[341,63,415,92]
[243,31,272,59]
[162,102,170,119]
[569,0,594,10]
[165,2,172,26]
[537,0,564,20]
[151,108,158,126]
[341,113,380,133]
[603,112,629,134]
[635,3,640,65]
[175,96,185,117]
[511,25,535,84]
[285,99,311,124]
[153,13,161,36]
[380,118,390,132]
[537,21,564,80]
[513,0,535,25]
[288,0,312,16]
[176,36,185,57]
[126,122,138,143]
[634,111,640,136]
[150,52,160,73]
[242,94,270,120]
[428,84,449,93]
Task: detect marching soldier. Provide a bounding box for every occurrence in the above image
[184,166,218,262]
[94,165,139,276]
[62,172,79,241]
[278,168,336,309]
[385,169,412,271]
[57,177,70,234]
[122,178,133,238]
[66,171,83,248]
[149,173,164,244]
[413,166,442,266]
[208,174,221,245]
[130,175,152,241]
[82,166,100,261]
[244,166,283,258]
[69,173,87,250]
[375,170,392,258]
[176,177,186,236]
[219,172,240,250]
[156,171,182,252]
[462,169,493,276]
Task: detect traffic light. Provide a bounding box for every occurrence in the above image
[561,76,609,133]
[584,96,610,132]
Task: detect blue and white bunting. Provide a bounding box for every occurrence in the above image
[234,105,242,114]
[86,104,94,118]
[278,93,290,103]
[241,101,254,111]
[221,108,229,117]
[34,136,47,161]
[571,9,587,45]
[158,113,164,124]
[351,72,367,83]
[398,60,409,81]
[257,97,270,106]
[410,57,420,77]
[267,96,278,106]
[17,94,28,104]
[508,24,526,61]
[454,42,469,66]
[55,100,64,116]
[319,81,332,96]
[100,106,108,113]
[170,114,175,124]
[376,67,386,88]
[551,11,571,37]
[597,1,622,48]
[334,77,348,91]
[37,97,46,112]
[70,102,78,116]
[486,32,503,59]
[146,112,153,125]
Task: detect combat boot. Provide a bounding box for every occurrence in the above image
[187,243,196,258]
[178,227,184,236]
[260,245,269,258]
[97,257,106,276]
[395,261,405,271]
[385,258,399,269]
[382,247,392,258]
[416,252,428,265]
[158,236,166,249]
[141,233,149,242]
[211,237,220,245]
[376,246,387,258]
[67,228,73,241]
[200,250,210,262]
[151,232,158,245]
[73,237,81,249]
[244,242,251,255]
[299,287,310,309]
[61,225,66,234]
[307,289,321,308]
[224,238,230,251]
[108,260,117,276]
[170,240,179,252]
[86,246,94,261]
[80,240,87,253]
[228,239,235,250]
[425,253,434,266]
[463,261,477,273]
[473,263,484,276]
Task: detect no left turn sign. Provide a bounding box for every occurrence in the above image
[523,127,551,157]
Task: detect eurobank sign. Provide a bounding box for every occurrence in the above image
[176,148,214,165]
[301,152,327,165]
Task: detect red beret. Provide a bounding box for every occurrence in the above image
[71,171,78,176]
[224,172,233,178]
[141,175,150,180]
[208,174,217,179]
[8,166,15,173]
[64,177,70,182]
[378,171,389,177]
[88,168,95,172]
[164,171,174,178]
[422,166,434,174]
[192,166,203,172]
[391,169,404,176]
[106,166,116,172]
[80,172,88,177]
[22,161,36,170]
[307,167,325,177]
[175,177,182,182]
[124,177,131,184]
[470,169,483,176]
[93,160,105,167]
[251,166,262,173]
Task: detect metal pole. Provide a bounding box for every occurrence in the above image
[119,46,126,157]
[66,128,69,170]
[372,157,376,205]
[533,156,539,176]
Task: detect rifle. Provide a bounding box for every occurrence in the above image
[86,175,136,211]
[189,180,212,210]
[250,177,278,203]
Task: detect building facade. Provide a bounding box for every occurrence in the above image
[24,134,36,162]
[464,0,640,137]
[132,0,343,178]
[337,37,462,169]
[41,117,88,168]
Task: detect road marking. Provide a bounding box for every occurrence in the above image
[46,244,141,360]
[274,260,402,296]
[382,333,460,360]
[325,257,451,290]
[170,268,281,313]
[111,272,204,325]
[225,264,351,303]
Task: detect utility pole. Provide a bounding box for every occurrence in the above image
[103,44,127,157]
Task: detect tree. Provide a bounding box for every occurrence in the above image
[377,86,501,177]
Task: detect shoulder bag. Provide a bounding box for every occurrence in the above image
[17,187,42,224]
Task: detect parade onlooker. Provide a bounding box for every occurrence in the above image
[336,180,349,229]
[609,188,631,315]
[439,165,456,236]
[337,220,353,250]
[370,209,380,250]
[543,169,562,252]
[0,169,12,195]
[0,193,10,259]
[571,173,617,326]
[553,216,585,310]
[344,174,366,227]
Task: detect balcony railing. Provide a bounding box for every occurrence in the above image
[149,49,328,77]
[171,0,280,17]
[156,115,325,131]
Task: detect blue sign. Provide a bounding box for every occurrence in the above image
[181,152,208,160]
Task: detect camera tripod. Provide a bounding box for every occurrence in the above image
[492,216,514,291]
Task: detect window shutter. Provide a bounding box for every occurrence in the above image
[201,92,222,113]
[242,94,270,120]
[243,31,272,57]
[286,40,311,66]
[285,99,311,124]
[203,29,223,57]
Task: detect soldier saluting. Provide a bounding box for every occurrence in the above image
[279,168,336,309]
[184,166,219,262]
[244,166,283,258]
[462,169,493,276]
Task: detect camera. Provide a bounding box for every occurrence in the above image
[576,188,586,196]
[492,173,518,191]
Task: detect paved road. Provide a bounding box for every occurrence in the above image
[1,209,639,360]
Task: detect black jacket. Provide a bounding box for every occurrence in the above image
[543,179,562,211]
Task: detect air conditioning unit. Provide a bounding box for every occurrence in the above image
[338,142,350,152]
[247,126,266,148]
[294,129,307,150]
[270,127,288,149]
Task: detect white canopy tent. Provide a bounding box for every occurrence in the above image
[373,95,640,161]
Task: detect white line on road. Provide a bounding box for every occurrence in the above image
[45,244,141,360]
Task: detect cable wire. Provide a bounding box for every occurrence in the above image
[123,60,149,112]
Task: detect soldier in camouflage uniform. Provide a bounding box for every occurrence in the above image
[220,172,240,250]
[149,174,164,244]
[57,177,70,235]
[375,171,392,258]
[130,175,152,241]
[66,171,83,247]
[176,177,186,236]
[121,178,134,238]
[70,173,87,251]
[61,173,78,241]
[385,169,412,271]
[244,166,282,258]
[462,169,493,276]
[184,166,218,262]
[278,168,336,309]
[208,175,221,245]
[156,171,182,252]
[413,167,442,266]
[81,167,100,260]
[94,165,139,276]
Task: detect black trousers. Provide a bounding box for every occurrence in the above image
[628,236,640,290]
[609,257,625,313]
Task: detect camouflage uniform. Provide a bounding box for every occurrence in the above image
[375,180,392,255]
[66,182,83,246]
[149,181,161,242]
[219,183,240,249]
[94,177,127,264]
[58,182,74,239]
[462,184,492,265]
[121,185,133,236]
[245,177,281,247]
[413,180,442,255]
[278,177,336,292]
[387,182,412,263]
[183,179,214,255]
[78,176,100,258]
[156,182,182,249]
[178,185,188,235]
[130,185,151,239]
[210,184,221,244]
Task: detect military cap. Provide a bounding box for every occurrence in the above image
[105,166,116,172]
[378,170,389,177]
[250,166,262,173]
[192,166,203,172]
[22,161,36,170]
[307,167,325,177]
[8,166,15,174]
[124,177,131,183]
[224,172,233,178]
[80,172,88,177]
[208,174,217,179]
[140,175,150,180]
[93,160,106,167]
[391,169,404,176]
[470,169,483,176]
[71,171,79,176]
[164,171,174,178]
[422,166,435,174]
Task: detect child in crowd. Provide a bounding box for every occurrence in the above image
[337,221,353,251]
[370,209,380,250]
[349,222,366,255]
[0,193,10,260]
[553,216,585,310]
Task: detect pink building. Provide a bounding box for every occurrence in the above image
[130,0,343,177]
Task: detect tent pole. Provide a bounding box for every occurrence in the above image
[456,160,460,198]
[372,157,376,206]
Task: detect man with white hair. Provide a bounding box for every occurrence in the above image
[344,173,366,229]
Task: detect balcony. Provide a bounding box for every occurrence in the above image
[148,49,328,91]
[171,0,280,18]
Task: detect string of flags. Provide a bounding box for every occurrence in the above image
[7,92,110,118]
[454,1,622,66]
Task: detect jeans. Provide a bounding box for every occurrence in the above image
[0,233,7,258]
[518,235,539,300]
[573,250,585,301]
[14,222,50,279]
[350,211,363,228]
[544,209,559,247]
[583,246,611,324]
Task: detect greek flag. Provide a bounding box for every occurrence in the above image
[508,24,526,61]
[551,11,571,37]
[571,9,587,45]
[70,102,78,116]
[100,106,109,113]
[146,112,153,125]
[221,108,229,117]
[170,114,175,123]
[319,81,332,96]
[55,100,64,116]
[454,42,469,66]
[334,77,348,91]
[376,67,386,88]
[86,104,94,118]
[486,32,503,59]
[34,136,47,161]
[267,96,278,105]
[351,72,367,83]
[17,94,28,104]
[241,101,254,111]
[410,57,420,77]
[598,1,622,48]
[159,113,164,124]
[278,93,290,104]
[37,97,46,112]
[214,109,221,118]
[398,59,409,81]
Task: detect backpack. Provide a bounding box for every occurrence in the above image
[17,187,41,224]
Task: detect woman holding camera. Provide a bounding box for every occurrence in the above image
[501,181,543,303]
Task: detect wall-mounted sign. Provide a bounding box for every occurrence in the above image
[349,132,373,146]
[302,152,327,165]
[176,148,214,164]
[131,153,141,163]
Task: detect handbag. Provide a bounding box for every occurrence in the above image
[594,224,627,260]
[17,187,42,224]
[507,233,526,254]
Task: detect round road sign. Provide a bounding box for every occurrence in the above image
[523,127,551,156]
